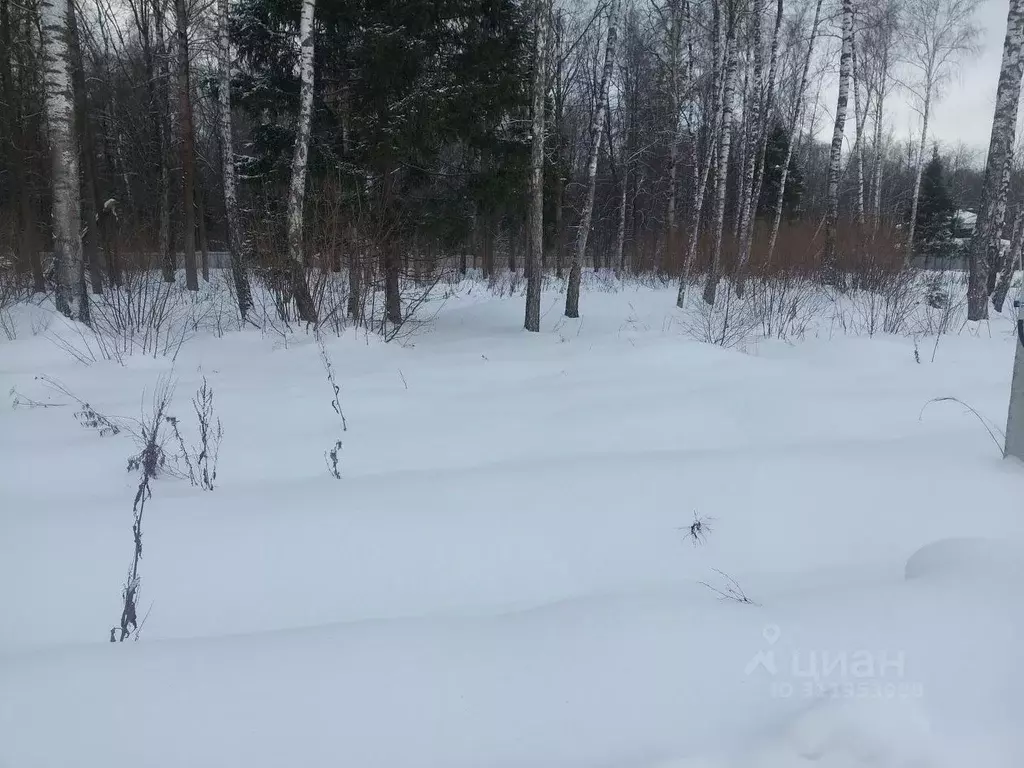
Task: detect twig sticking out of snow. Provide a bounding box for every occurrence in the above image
[919,396,1004,455]
[316,330,347,479]
[700,568,759,606]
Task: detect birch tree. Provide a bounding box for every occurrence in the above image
[679,0,724,303]
[822,0,854,278]
[702,0,739,306]
[286,0,318,324]
[41,0,86,321]
[736,0,784,290]
[657,0,687,276]
[967,0,1023,319]
[901,0,979,265]
[765,0,823,264]
[217,0,252,321]
[566,0,619,318]
[525,0,550,333]
[850,13,867,231]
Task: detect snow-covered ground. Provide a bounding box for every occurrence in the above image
[2,279,1024,767]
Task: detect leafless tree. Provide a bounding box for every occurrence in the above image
[566,0,619,318]
[899,0,980,264]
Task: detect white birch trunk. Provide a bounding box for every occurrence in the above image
[968,0,1024,319]
[904,87,931,262]
[565,0,619,318]
[41,0,84,321]
[217,0,252,321]
[851,15,866,231]
[736,0,783,289]
[286,0,317,323]
[524,0,550,332]
[870,42,889,230]
[702,13,738,307]
[735,0,763,256]
[678,4,724,306]
[765,0,822,262]
[823,0,854,275]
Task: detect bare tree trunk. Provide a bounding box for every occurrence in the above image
[566,0,619,318]
[968,0,1024,319]
[41,0,86,321]
[851,13,866,232]
[679,0,724,304]
[196,179,209,281]
[702,4,738,306]
[994,205,1024,312]
[663,0,688,275]
[735,0,764,270]
[904,87,931,262]
[216,0,252,321]
[286,0,318,323]
[153,0,173,281]
[174,0,198,290]
[67,0,102,297]
[765,0,823,263]
[870,37,890,231]
[736,0,783,295]
[525,0,550,332]
[823,0,853,277]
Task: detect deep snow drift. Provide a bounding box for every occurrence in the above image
[2,279,1024,768]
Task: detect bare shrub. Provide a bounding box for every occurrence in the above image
[745,274,825,340]
[677,283,759,348]
[164,377,222,490]
[113,377,174,643]
[36,375,121,435]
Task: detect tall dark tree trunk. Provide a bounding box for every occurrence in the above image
[153,0,174,281]
[525,0,550,332]
[67,0,103,296]
[175,0,199,290]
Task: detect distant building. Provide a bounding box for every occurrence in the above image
[953,210,976,238]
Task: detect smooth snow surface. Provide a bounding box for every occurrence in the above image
[2,283,1024,768]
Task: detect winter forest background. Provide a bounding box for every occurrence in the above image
[9,1,1024,764]
[4,0,1024,335]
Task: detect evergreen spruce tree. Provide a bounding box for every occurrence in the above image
[914,144,956,254]
[757,124,803,221]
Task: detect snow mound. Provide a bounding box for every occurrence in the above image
[904,537,1024,582]
[652,698,941,768]
[769,698,937,767]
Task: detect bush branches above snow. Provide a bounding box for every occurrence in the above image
[316,331,347,480]
[114,376,174,643]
